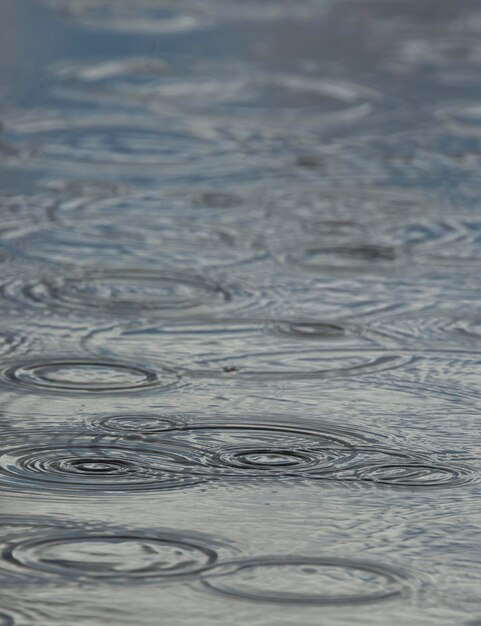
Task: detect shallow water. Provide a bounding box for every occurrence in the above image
[0,0,481,624]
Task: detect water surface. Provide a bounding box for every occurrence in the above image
[0,0,481,624]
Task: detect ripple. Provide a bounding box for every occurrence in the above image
[40,189,259,265]
[39,0,209,34]
[1,359,178,393]
[0,613,13,626]
[352,463,472,488]
[91,414,185,435]
[40,0,330,33]
[267,321,349,340]
[202,556,407,604]
[13,269,230,317]
[214,447,352,476]
[188,351,407,380]
[0,435,202,493]
[284,244,399,273]
[5,532,217,580]
[151,74,376,125]
[52,59,378,127]
[0,193,51,240]
[365,313,481,349]
[195,191,243,209]
[3,112,242,179]
[447,318,481,341]
[397,37,481,84]
[162,421,371,478]
[0,332,24,358]
[437,103,481,136]
[84,323,409,378]
[155,421,469,486]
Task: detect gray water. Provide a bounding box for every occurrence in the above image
[0,0,480,624]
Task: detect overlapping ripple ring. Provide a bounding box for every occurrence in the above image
[1,358,179,393]
[201,556,407,604]
[3,112,235,174]
[17,269,230,315]
[92,414,185,435]
[158,422,369,478]
[4,531,218,580]
[0,435,203,493]
[187,351,409,380]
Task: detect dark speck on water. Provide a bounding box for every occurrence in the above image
[0,0,480,624]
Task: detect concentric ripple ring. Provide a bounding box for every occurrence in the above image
[0,436,204,493]
[1,359,179,393]
[5,532,218,579]
[23,269,230,315]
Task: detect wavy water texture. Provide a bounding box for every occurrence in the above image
[1,0,481,624]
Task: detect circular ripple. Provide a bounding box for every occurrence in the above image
[1,359,176,393]
[92,414,184,435]
[4,113,242,179]
[164,422,368,478]
[170,75,376,122]
[0,436,202,493]
[268,321,348,340]
[437,103,481,136]
[6,532,217,579]
[354,463,472,487]
[22,270,229,315]
[215,448,343,475]
[53,59,377,126]
[189,351,407,380]
[202,556,406,604]
[227,449,313,469]
[285,244,398,273]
